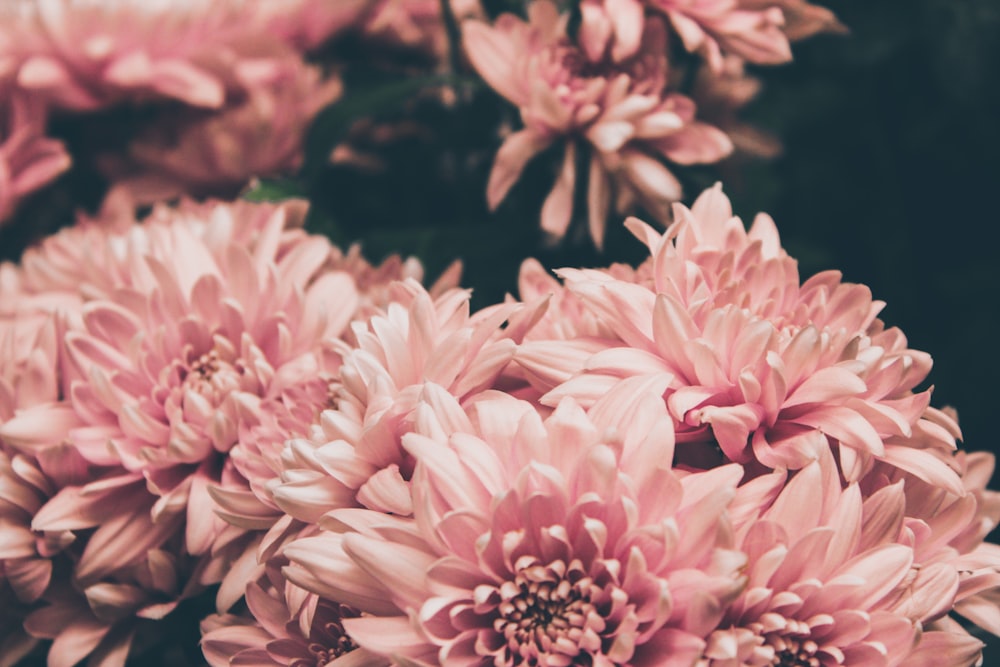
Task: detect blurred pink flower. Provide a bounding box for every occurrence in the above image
[0,92,70,223]
[21,471,209,667]
[255,0,376,51]
[0,0,290,112]
[464,1,732,246]
[579,0,839,68]
[517,184,962,489]
[283,380,749,665]
[741,0,847,42]
[691,56,782,161]
[365,0,482,59]
[104,58,342,204]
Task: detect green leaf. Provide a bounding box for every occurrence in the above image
[241,178,305,203]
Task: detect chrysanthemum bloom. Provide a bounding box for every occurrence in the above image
[702,446,989,667]
[201,551,387,667]
[272,278,526,523]
[517,184,962,489]
[463,1,732,246]
[283,379,749,665]
[104,58,342,204]
[0,198,397,664]
[578,0,839,68]
[209,261,461,570]
[0,449,54,665]
[858,444,1000,650]
[0,198,365,562]
[0,0,297,112]
[19,471,211,667]
[0,92,70,223]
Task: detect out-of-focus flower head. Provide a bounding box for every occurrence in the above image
[253,0,376,52]
[578,0,842,69]
[283,378,749,665]
[741,0,847,42]
[0,0,291,112]
[0,92,70,224]
[691,55,782,162]
[517,184,963,490]
[464,0,732,247]
[104,58,342,204]
[364,0,482,60]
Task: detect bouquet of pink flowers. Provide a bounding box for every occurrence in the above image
[1,1,997,666]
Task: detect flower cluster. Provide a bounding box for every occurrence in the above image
[0,2,996,667]
[2,183,996,667]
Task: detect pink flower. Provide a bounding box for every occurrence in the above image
[200,551,387,667]
[690,56,782,161]
[702,447,971,666]
[272,279,525,522]
[463,1,732,246]
[0,92,70,223]
[517,184,962,489]
[103,58,342,204]
[0,0,287,111]
[211,259,456,548]
[0,199,363,564]
[0,197,402,665]
[860,443,1000,645]
[579,0,834,69]
[283,379,749,665]
[255,0,375,51]
[740,0,847,42]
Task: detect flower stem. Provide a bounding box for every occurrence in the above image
[440,0,463,75]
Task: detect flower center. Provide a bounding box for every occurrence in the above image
[772,636,822,667]
[494,559,598,664]
[183,349,243,400]
[296,601,358,667]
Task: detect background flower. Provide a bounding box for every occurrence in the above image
[102,58,342,204]
[0,93,69,224]
[0,0,280,111]
[464,1,732,246]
